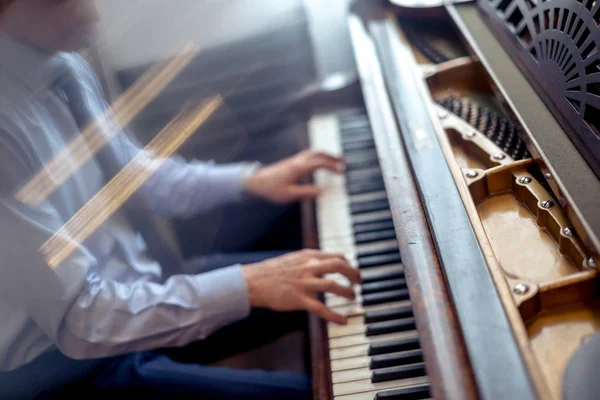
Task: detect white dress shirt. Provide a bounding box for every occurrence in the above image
[0,32,253,371]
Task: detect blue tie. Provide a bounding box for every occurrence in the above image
[52,57,183,278]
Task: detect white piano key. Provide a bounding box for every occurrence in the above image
[329,330,419,350]
[325,273,358,285]
[333,376,429,397]
[330,299,411,317]
[329,319,367,338]
[317,218,351,238]
[308,113,342,155]
[330,343,371,361]
[361,264,405,280]
[352,210,393,224]
[310,112,427,397]
[318,229,356,241]
[332,348,423,373]
[328,315,366,338]
[315,172,345,191]
[355,239,399,255]
[346,166,382,179]
[327,294,362,308]
[349,190,388,203]
[319,234,355,249]
[332,366,372,383]
[331,355,370,373]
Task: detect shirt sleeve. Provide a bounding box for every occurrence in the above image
[0,136,251,360]
[0,195,251,359]
[110,134,254,218]
[74,53,255,218]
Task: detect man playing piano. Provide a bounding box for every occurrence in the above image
[0,0,360,399]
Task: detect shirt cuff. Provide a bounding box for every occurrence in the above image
[195,161,261,205]
[190,264,251,336]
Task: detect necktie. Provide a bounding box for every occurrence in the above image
[52,56,182,278]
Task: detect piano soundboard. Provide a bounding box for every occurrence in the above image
[302,0,600,399]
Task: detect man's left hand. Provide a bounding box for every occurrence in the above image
[244,150,346,204]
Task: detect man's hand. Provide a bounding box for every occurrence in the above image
[244,150,345,204]
[241,249,361,325]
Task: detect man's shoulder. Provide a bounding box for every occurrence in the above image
[0,70,27,109]
[0,99,35,194]
[61,52,101,87]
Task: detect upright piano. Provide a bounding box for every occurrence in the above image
[301,0,600,399]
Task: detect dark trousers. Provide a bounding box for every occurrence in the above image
[0,252,311,400]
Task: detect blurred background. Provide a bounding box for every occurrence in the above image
[86,0,358,258]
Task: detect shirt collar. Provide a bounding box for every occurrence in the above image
[0,31,64,93]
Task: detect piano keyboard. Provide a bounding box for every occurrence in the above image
[308,110,432,400]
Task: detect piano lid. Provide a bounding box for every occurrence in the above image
[478,0,600,179]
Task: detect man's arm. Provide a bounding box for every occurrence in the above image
[0,194,251,359]
[0,134,251,359]
[75,53,257,218]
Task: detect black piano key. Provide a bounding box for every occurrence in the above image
[359,252,402,269]
[341,133,374,145]
[361,268,404,284]
[371,362,427,383]
[369,337,421,356]
[362,289,410,307]
[357,244,399,259]
[348,180,386,195]
[339,114,368,122]
[351,198,389,215]
[355,229,397,244]
[338,109,369,119]
[346,158,381,172]
[370,349,423,370]
[346,166,383,183]
[343,139,375,152]
[346,170,384,184]
[361,279,407,295]
[353,219,395,234]
[367,317,415,336]
[374,383,431,400]
[345,149,378,161]
[364,304,412,323]
[339,120,372,130]
[347,176,385,189]
[339,118,371,133]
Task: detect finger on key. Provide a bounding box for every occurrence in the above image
[313,259,362,284]
[304,297,348,325]
[303,278,355,300]
[298,249,346,261]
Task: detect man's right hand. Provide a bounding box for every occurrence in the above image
[241,250,361,325]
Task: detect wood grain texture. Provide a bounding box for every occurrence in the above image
[451,2,600,258]
[376,103,479,400]
[347,13,479,400]
[301,195,334,400]
[370,14,539,400]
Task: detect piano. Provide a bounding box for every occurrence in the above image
[300,0,600,399]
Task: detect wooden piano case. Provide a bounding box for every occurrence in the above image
[302,0,600,399]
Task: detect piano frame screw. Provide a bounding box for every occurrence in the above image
[465,170,479,179]
[493,153,506,160]
[438,110,448,119]
[563,227,574,237]
[466,131,476,138]
[586,257,598,270]
[513,284,530,295]
[541,200,555,209]
[545,172,553,180]
[518,177,532,184]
